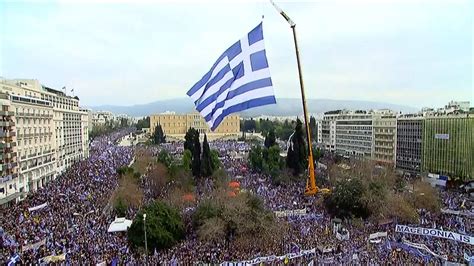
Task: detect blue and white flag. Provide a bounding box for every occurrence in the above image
[187,23,276,131]
[8,254,20,266]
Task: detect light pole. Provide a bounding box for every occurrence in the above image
[143,213,148,259]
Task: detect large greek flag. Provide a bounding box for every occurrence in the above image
[187,23,276,131]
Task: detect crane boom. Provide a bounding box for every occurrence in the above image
[270,0,318,195]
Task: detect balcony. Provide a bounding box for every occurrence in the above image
[4,152,17,159]
[375,132,394,136]
[0,142,17,149]
[0,131,17,138]
[0,110,15,116]
[0,121,15,127]
[2,162,18,169]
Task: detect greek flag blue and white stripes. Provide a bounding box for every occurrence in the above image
[187,23,276,131]
[7,254,20,266]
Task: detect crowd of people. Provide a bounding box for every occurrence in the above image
[1,132,472,265]
[1,130,133,264]
[138,140,473,265]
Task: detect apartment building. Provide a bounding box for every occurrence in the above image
[0,93,21,206]
[319,109,397,163]
[373,112,397,165]
[150,112,240,141]
[0,78,89,205]
[395,116,424,173]
[91,111,114,126]
[334,110,374,158]
[319,111,338,151]
[81,107,93,132]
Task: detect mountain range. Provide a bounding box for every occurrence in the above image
[89,98,418,117]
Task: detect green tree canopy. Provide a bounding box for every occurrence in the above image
[191,130,201,177]
[286,118,307,176]
[157,149,173,169]
[243,119,257,132]
[184,128,198,152]
[200,134,213,177]
[309,116,317,141]
[210,149,221,172]
[153,124,166,144]
[263,145,282,178]
[264,129,276,148]
[248,145,264,172]
[182,149,192,172]
[127,201,185,252]
[324,178,369,219]
[136,116,150,131]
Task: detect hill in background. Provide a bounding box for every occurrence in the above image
[89,98,418,117]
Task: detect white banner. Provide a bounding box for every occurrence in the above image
[220,248,315,265]
[22,239,46,252]
[274,208,307,218]
[435,134,449,140]
[369,239,382,244]
[441,209,474,218]
[369,232,387,240]
[395,224,474,245]
[403,240,447,260]
[336,230,350,241]
[28,202,48,212]
[41,254,66,263]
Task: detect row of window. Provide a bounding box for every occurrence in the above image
[17,136,52,147]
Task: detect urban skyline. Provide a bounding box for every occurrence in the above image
[1,0,471,107]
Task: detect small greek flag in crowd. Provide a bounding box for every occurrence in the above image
[8,254,20,266]
[187,23,276,131]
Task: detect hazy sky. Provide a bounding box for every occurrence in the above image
[0,0,472,108]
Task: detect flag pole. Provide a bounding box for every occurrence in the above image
[270,0,318,196]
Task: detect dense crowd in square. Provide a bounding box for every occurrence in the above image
[1,134,472,265]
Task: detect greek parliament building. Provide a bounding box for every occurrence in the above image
[0,78,89,206]
[150,112,240,141]
[318,102,473,181]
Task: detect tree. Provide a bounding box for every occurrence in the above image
[264,129,276,148]
[275,120,295,141]
[313,146,324,162]
[182,149,192,172]
[324,178,369,219]
[193,190,279,245]
[157,149,173,168]
[192,199,221,228]
[120,117,129,128]
[184,128,198,152]
[192,130,201,177]
[243,119,257,132]
[127,201,185,252]
[114,196,127,217]
[259,118,274,136]
[153,124,166,144]
[136,116,150,130]
[309,116,317,141]
[210,149,221,172]
[286,118,307,176]
[263,145,282,177]
[201,134,213,177]
[248,145,264,172]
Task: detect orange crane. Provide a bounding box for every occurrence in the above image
[270,0,329,196]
